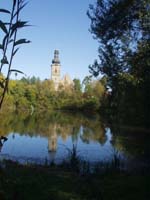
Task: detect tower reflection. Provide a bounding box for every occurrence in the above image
[48,124,58,152]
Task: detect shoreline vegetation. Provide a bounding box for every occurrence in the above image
[0,151,149,200]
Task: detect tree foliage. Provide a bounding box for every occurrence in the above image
[1,76,105,113]
[88,0,150,127]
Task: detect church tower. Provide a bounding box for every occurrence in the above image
[51,50,61,89]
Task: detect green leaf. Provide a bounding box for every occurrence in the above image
[13,48,19,57]
[0,9,11,14]
[0,80,5,89]
[2,34,9,50]
[10,69,24,75]
[9,39,14,43]
[0,20,8,34]
[14,38,30,46]
[12,21,29,29]
[0,83,4,89]
[10,21,29,37]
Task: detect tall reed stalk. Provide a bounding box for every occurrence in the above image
[0,0,30,109]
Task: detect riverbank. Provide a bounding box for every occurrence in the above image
[0,160,149,200]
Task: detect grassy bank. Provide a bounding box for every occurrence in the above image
[0,159,149,200]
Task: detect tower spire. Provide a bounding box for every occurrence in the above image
[52,50,60,65]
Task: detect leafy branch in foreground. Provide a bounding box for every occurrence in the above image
[0,0,31,109]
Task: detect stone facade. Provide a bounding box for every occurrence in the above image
[51,50,73,90]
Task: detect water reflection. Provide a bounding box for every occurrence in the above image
[110,125,150,166]
[48,124,57,152]
[0,111,149,165]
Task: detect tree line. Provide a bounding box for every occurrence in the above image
[0,74,106,113]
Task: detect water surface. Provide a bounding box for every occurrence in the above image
[0,111,149,166]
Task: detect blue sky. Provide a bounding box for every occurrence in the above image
[1,0,98,81]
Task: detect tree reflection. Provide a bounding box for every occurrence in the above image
[80,125,106,145]
[0,111,149,166]
[110,126,150,164]
[0,111,107,151]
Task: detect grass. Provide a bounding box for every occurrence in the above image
[0,144,149,200]
[0,157,149,200]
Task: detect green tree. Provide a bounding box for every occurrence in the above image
[88,0,150,82]
[88,0,150,126]
[82,75,93,95]
[73,78,82,94]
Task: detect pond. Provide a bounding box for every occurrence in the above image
[0,111,149,167]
